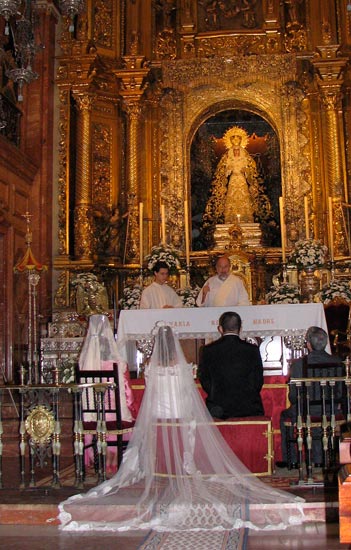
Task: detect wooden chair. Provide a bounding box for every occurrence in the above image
[74,363,134,484]
[284,359,347,484]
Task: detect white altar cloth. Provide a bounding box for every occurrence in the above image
[116,303,329,361]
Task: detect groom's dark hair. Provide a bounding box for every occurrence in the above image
[218,311,242,334]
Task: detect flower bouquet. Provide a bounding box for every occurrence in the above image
[176,286,201,308]
[288,239,328,270]
[265,282,301,304]
[317,279,351,305]
[119,284,142,310]
[145,243,182,274]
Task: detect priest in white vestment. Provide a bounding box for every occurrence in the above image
[196,255,250,307]
[140,260,183,309]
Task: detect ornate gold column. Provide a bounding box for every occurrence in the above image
[114,53,150,263]
[73,93,94,261]
[313,46,349,257]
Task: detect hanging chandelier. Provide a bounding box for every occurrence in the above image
[58,0,85,33]
[0,0,21,35]
[7,3,40,101]
[0,0,86,102]
[0,0,41,101]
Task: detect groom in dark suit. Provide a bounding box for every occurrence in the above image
[198,311,264,419]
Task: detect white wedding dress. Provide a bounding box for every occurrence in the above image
[59,323,305,532]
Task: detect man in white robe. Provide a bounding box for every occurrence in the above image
[140,261,183,309]
[196,255,250,307]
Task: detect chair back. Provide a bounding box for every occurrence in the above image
[228,251,252,301]
[75,363,122,427]
[301,357,346,413]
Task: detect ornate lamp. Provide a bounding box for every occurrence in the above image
[0,1,86,101]
[0,0,21,35]
[10,4,40,99]
[59,0,85,33]
[0,0,40,101]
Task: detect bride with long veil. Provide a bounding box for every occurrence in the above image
[59,323,306,532]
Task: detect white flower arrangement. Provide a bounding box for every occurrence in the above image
[265,282,301,304]
[317,279,351,304]
[119,284,142,310]
[176,286,201,308]
[145,243,182,274]
[288,239,328,269]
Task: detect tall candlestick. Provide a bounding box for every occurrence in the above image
[161,204,166,243]
[139,202,143,266]
[304,195,310,240]
[279,196,286,263]
[328,196,334,261]
[184,200,190,267]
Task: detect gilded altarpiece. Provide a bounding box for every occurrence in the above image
[156,55,312,280]
[52,0,351,310]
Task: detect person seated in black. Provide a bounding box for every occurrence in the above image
[277,326,345,469]
[198,311,264,419]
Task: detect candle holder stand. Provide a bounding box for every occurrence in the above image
[186,265,191,287]
[282,263,288,283]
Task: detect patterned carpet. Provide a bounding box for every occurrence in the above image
[138,528,247,550]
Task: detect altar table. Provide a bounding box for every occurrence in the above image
[117,303,330,373]
[117,304,328,355]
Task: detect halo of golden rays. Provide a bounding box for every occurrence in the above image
[223,126,249,149]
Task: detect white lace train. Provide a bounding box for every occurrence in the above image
[59,326,305,532]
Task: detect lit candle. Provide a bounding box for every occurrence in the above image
[328,196,334,261]
[161,204,166,243]
[184,200,190,267]
[139,202,143,266]
[304,195,310,240]
[279,196,286,263]
[237,214,241,224]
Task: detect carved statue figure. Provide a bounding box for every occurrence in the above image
[203,126,260,227]
[284,0,302,24]
[201,126,276,247]
[103,207,122,256]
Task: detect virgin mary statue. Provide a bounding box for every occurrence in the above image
[202,127,268,244]
[59,323,305,532]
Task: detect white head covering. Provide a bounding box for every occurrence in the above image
[60,323,306,532]
[79,314,124,370]
[78,314,132,422]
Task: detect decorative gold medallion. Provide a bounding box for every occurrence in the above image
[25,406,55,444]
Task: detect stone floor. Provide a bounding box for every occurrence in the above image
[0,458,350,549]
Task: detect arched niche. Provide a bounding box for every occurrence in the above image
[190,108,281,251]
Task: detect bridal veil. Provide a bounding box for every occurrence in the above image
[59,323,305,532]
